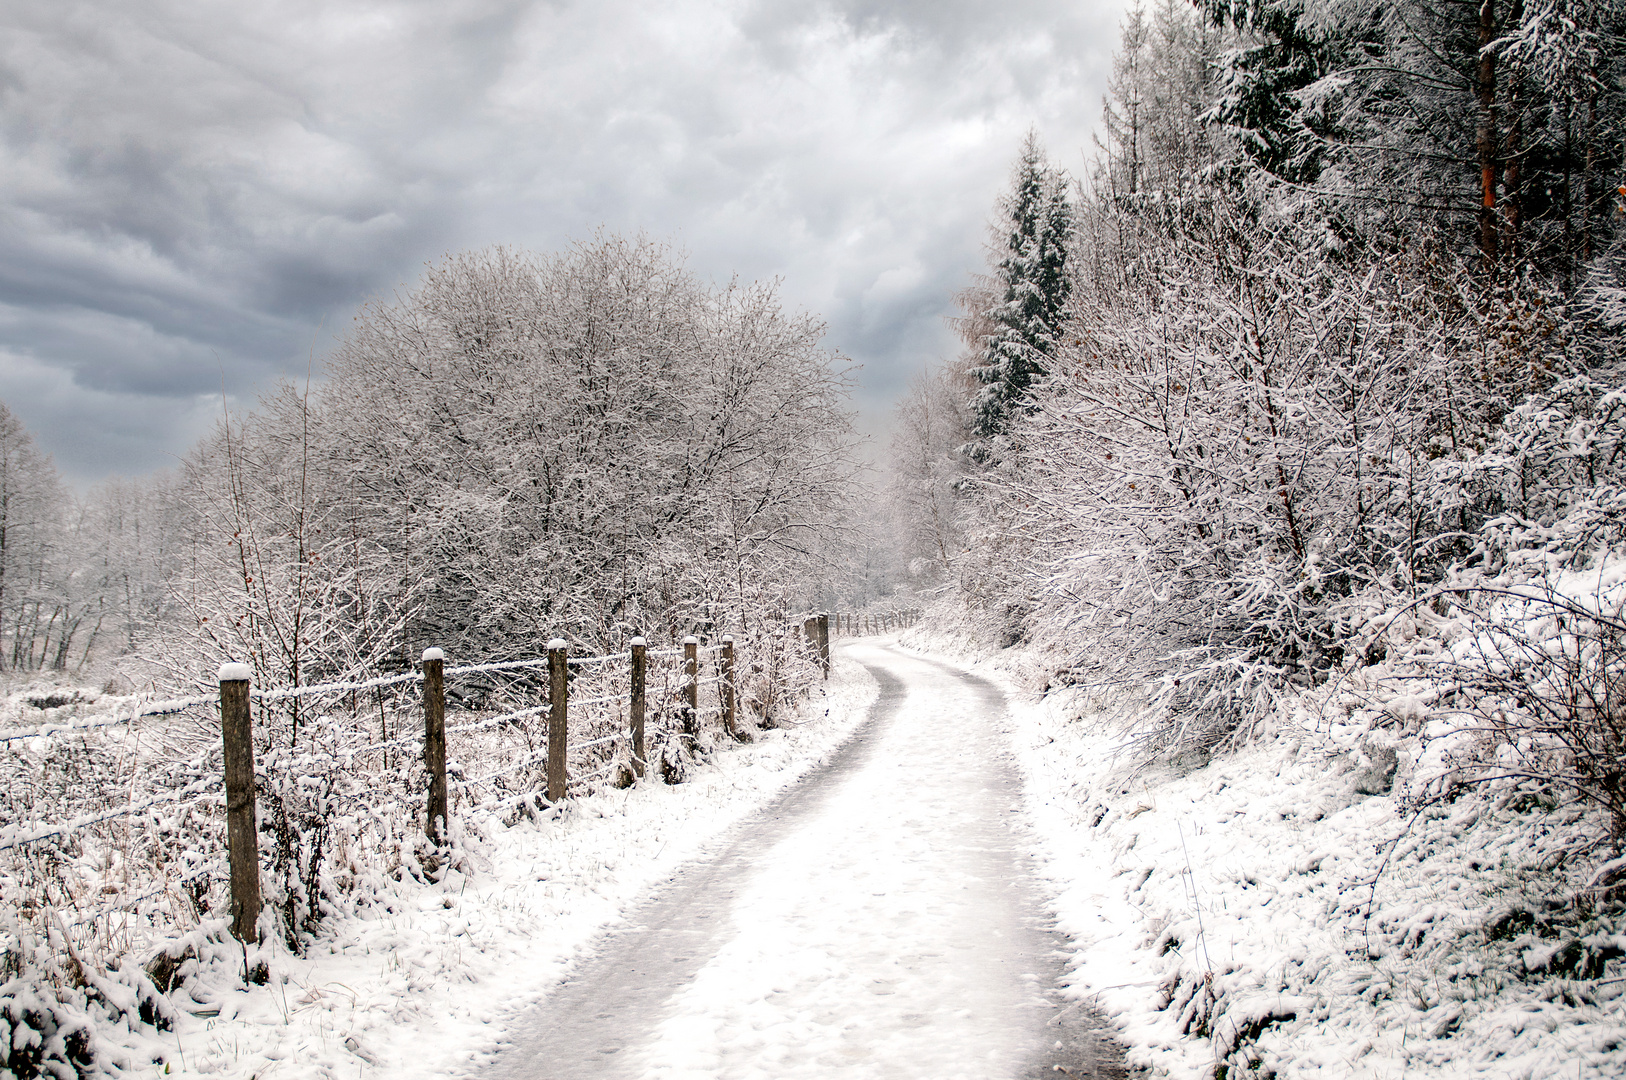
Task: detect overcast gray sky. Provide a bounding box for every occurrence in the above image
[1,0,1125,483]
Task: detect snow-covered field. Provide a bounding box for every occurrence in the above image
[28,657,878,1080]
[902,630,1626,1079]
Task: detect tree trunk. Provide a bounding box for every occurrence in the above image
[1500,0,1525,260]
[1476,0,1501,264]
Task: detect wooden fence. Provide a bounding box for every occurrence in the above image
[206,608,920,943]
[0,606,928,950]
[828,609,921,639]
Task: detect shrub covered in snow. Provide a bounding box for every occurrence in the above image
[952,635,1626,1079]
[0,622,829,1078]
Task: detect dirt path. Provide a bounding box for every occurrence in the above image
[482,643,1125,1079]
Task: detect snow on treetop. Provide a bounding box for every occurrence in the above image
[218,662,252,683]
[421,647,445,663]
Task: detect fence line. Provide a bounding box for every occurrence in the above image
[252,670,422,702]
[220,630,767,940]
[0,780,219,853]
[0,692,219,743]
[3,613,901,945]
[819,608,921,640]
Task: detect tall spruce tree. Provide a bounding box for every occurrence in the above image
[1197,0,1354,184]
[968,134,1073,445]
[1197,0,1626,279]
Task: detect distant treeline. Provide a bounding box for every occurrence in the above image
[0,236,862,692]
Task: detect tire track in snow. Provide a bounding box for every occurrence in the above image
[482,644,1125,1079]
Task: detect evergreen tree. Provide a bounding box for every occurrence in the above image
[1197,0,1352,184]
[967,134,1073,444]
[1197,0,1626,279]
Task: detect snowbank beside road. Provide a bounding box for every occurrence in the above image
[899,632,1626,1079]
[33,657,877,1080]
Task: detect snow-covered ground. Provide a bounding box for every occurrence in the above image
[900,631,1626,1079]
[53,656,879,1080]
[20,622,1624,1080]
[480,642,1118,1080]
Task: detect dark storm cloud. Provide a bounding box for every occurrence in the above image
[0,0,1123,482]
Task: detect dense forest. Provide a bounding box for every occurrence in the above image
[890,0,1626,814]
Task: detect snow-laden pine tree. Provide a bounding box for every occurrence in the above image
[1196,0,1353,185]
[966,134,1073,447]
[1197,0,1626,277]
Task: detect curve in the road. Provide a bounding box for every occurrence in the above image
[482,644,1126,1080]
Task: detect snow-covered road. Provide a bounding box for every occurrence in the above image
[483,643,1124,1080]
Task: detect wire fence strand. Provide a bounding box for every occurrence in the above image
[567,651,631,667]
[2,625,832,869]
[252,670,421,702]
[0,778,221,853]
[0,693,218,743]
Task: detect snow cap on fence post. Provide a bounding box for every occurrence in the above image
[630,635,646,647]
[218,661,260,943]
[218,662,253,684]
[421,647,444,663]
